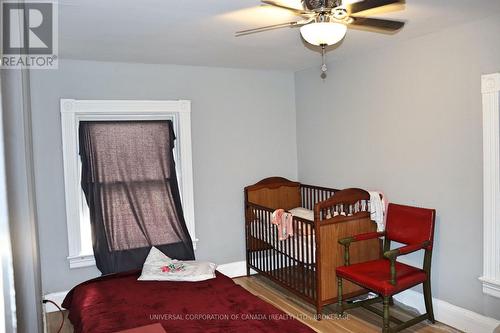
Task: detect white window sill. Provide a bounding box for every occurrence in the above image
[67,239,199,269]
[479,277,500,298]
[67,254,96,269]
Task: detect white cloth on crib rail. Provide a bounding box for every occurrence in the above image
[368,191,387,232]
[289,207,314,221]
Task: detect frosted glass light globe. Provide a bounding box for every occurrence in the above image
[300,22,347,46]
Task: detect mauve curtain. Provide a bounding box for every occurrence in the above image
[79,120,195,275]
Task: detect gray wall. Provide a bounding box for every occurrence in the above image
[295,13,500,319]
[30,60,298,293]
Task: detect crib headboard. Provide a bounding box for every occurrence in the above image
[245,177,301,211]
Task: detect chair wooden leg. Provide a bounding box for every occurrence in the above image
[423,279,435,323]
[383,296,390,333]
[337,277,343,315]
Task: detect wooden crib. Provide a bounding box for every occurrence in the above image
[244,177,380,318]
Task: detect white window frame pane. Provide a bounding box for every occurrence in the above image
[60,99,197,269]
[480,73,500,298]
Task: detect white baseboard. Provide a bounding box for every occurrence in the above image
[43,291,68,313]
[42,260,500,333]
[216,260,257,278]
[394,289,500,333]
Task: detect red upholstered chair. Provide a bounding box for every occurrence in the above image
[336,203,436,333]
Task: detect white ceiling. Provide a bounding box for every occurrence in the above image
[59,0,500,71]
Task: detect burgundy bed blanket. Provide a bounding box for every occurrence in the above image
[62,270,314,333]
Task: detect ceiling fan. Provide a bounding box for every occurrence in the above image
[236,0,406,77]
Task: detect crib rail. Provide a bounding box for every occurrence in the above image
[245,203,318,302]
[315,188,371,221]
[300,184,338,211]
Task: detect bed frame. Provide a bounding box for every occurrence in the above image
[244,177,380,318]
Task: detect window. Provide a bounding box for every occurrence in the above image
[480,73,500,298]
[60,99,197,269]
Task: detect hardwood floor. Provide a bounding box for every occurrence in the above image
[46,311,72,333]
[46,275,461,333]
[233,275,460,333]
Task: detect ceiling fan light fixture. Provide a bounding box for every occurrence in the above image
[300,22,347,46]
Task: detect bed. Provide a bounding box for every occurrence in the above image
[62,270,314,333]
[245,177,380,318]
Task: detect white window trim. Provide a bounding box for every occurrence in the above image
[480,73,500,298]
[60,99,197,269]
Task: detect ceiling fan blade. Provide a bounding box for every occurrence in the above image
[235,21,302,37]
[261,0,310,14]
[346,0,404,15]
[348,16,405,32]
[348,2,405,16]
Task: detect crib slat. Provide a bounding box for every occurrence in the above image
[251,210,255,269]
[309,189,313,210]
[285,232,290,286]
[256,209,260,271]
[270,219,274,277]
[268,211,272,273]
[292,218,297,291]
[310,223,314,298]
[261,210,266,271]
[259,210,266,271]
[304,224,309,295]
[288,231,292,288]
[263,210,266,272]
[289,231,293,288]
[265,210,268,272]
[266,211,270,272]
[310,223,314,299]
[285,235,290,287]
[309,228,312,299]
[257,209,261,271]
[295,220,300,292]
[305,188,309,209]
[301,221,306,295]
[273,221,278,280]
[271,219,275,278]
[281,231,285,283]
[278,225,283,283]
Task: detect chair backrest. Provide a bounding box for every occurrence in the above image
[385,203,436,250]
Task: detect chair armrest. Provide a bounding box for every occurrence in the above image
[383,241,430,285]
[338,232,385,266]
[383,241,430,260]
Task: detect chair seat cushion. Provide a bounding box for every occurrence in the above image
[336,259,427,296]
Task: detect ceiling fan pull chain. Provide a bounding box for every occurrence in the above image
[321,45,328,77]
[236,1,406,79]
